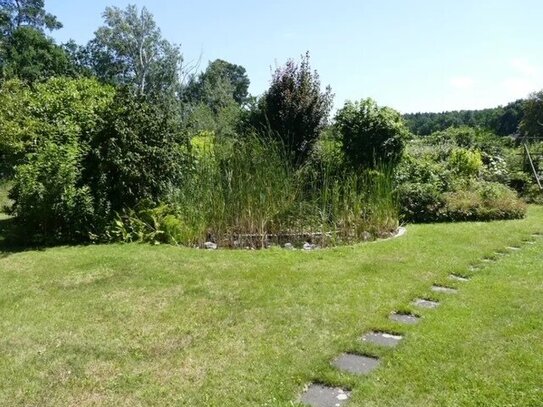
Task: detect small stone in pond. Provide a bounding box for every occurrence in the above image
[204,242,218,250]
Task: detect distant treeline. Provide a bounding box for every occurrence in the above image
[403,99,524,136]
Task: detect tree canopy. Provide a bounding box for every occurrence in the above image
[0,0,62,35]
[85,5,183,96]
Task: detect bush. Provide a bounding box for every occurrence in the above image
[9,140,95,241]
[106,205,198,245]
[84,90,186,215]
[7,77,114,241]
[440,181,526,221]
[397,182,444,223]
[250,52,334,166]
[396,140,526,223]
[7,79,187,243]
[336,98,409,170]
[448,148,483,177]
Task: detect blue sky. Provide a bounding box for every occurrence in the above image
[47,0,543,113]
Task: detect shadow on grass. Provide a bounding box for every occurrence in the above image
[0,216,48,258]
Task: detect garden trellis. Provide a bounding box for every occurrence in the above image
[519,133,543,191]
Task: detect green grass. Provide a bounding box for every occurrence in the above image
[0,207,542,406]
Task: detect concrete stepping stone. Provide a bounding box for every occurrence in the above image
[332,353,380,375]
[506,246,521,251]
[390,312,420,324]
[449,274,469,282]
[300,384,350,407]
[432,285,458,294]
[469,265,481,271]
[361,331,403,347]
[413,298,440,309]
[482,257,495,263]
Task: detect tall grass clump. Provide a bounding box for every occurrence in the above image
[168,134,298,247]
[304,163,398,245]
[112,132,400,248]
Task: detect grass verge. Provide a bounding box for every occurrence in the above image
[0,207,541,406]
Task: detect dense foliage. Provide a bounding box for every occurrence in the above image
[0,26,72,82]
[0,1,539,246]
[84,90,186,214]
[336,98,409,170]
[520,91,543,138]
[4,77,184,242]
[395,127,527,223]
[250,52,334,165]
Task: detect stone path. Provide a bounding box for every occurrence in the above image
[361,332,403,347]
[389,312,420,324]
[449,274,469,282]
[412,298,440,309]
[431,285,457,294]
[299,232,540,406]
[300,384,351,407]
[332,354,380,375]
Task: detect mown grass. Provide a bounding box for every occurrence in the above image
[0,207,541,406]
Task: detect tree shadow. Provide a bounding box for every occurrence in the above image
[0,217,48,258]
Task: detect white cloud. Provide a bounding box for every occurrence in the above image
[449,76,475,90]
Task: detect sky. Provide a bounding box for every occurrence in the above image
[46,0,543,113]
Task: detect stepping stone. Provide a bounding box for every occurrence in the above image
[361,331,403,347]
[469,265,481,271]
[390,312,420,324]
[332,353,380,375]
[449,274,469,282]
[506,246,521,251]
[300,384,350,407]
[482,258,495,263]
[413,298,440,309]
[432,285,457,294]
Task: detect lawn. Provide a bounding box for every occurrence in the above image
[0,207,541,406]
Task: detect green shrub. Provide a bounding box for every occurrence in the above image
[106,205,200,245]
[84,90,186,214]
[448,148,483,177]
[6,77,114,241]
[250,52,334,166]
[6,78,187,243]
[397,182,444,223]
[10,141,95,241]
[336,98,409,170]
[440,182,526,221]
